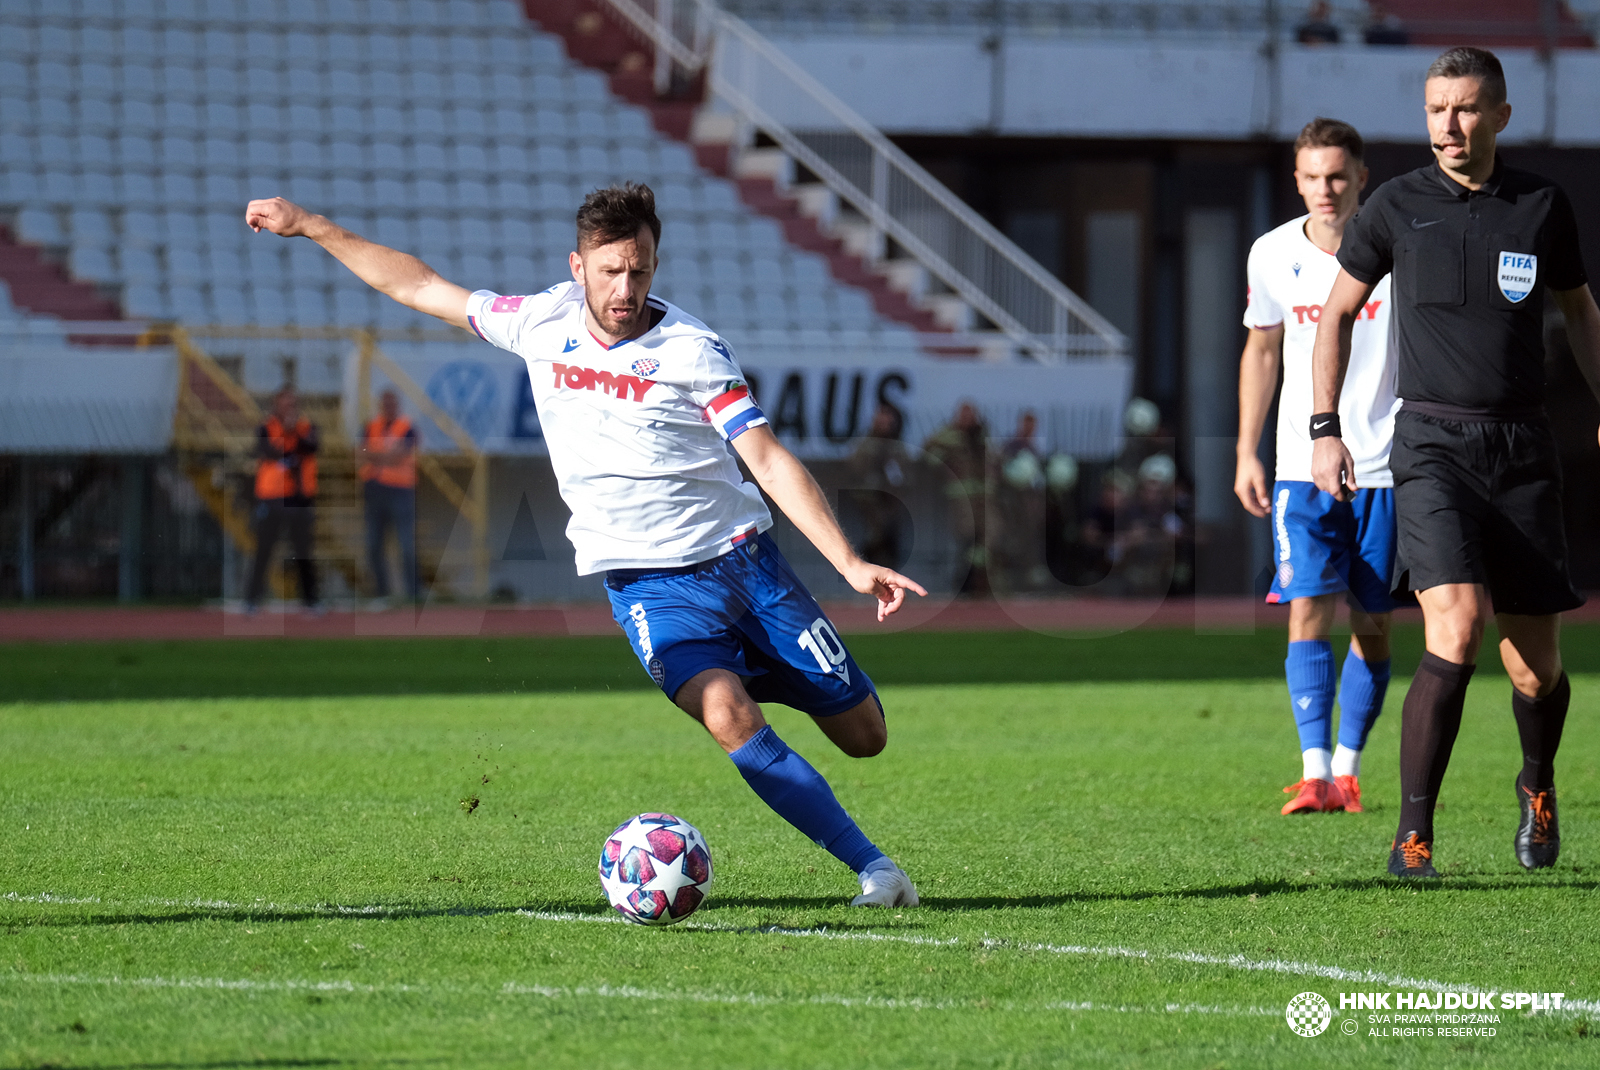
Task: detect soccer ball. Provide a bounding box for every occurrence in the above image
[598,813,714,926]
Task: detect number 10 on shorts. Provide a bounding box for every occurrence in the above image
[797,617,848,676]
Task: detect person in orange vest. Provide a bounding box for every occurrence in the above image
[245,387,320,613]
[360,388,420,606]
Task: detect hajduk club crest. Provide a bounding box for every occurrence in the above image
[631,357,660,377]
[1498,251,1537,303]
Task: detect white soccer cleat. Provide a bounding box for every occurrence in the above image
[851,865,919,908]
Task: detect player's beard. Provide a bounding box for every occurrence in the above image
[585,287,646,339]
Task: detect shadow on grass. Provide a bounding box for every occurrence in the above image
[0,1055,444,1062]
[0,903,600,930]
[10,875,1597,933]
[0,628,1439,702]
[11,624,1600,703]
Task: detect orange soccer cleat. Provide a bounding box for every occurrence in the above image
[1334,775,1363,813]
[1281,777,1343,815]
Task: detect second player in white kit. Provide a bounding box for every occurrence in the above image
[245,183,926,908]
[1235,118,1401,817]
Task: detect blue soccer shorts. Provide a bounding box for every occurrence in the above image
[605,532,878,716]
[1267,481,1397,614]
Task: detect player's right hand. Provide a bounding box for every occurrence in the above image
[1310,436,1358,502]
[1233,454,1271,518]
[245,197,315,238]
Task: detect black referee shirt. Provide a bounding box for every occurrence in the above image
[1338,158,1587,413]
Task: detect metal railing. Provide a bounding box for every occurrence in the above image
[601,0,1128,362]
[154,323,492,599]
[716,0,1598,45]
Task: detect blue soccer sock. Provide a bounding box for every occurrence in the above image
[1334,651,1391,775]
[728,726,886,875]
[1286,640,1336,772]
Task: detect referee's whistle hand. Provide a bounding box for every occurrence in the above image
[1310,437,1358,502]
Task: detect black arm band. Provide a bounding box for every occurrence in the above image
[1308,413,1342,440]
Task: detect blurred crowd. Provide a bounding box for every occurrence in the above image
[842,397,1195,598]
[1296,1,1409,46]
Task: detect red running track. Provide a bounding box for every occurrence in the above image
[0,596,1463,644]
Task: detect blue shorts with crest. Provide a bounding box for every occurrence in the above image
[1267,481,1397,614]
[605,532,877,716]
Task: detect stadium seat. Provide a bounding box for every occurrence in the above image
[170,285,208,321]
[71,245,118,283]
[119,247,161,280]
[16,206,63,245]
[0,0,905,340]
[123,283,169,319]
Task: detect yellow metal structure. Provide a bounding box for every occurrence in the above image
[163,325,490,600]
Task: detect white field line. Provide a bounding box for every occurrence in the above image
[5,894,1594,1018]
[0,969,1270,1017]
[516,909,1600,1018]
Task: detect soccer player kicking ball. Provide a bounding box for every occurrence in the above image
[1312,49,1600,877]
[245,184,927,907]
[1235,118,1399,816]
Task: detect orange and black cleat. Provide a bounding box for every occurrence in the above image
[1282,778,1343,815]
[1514,777,1560,870]
[1388,831,1438,878]
[1334,775,1363,813]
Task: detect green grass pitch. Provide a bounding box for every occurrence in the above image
[2,627,1598,1067]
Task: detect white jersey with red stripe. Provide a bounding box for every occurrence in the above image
[465,282,772,575]
[1244,214,1398,488]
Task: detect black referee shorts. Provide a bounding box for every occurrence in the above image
[1391,409,1584,615]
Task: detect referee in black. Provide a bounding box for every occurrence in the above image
[1311,47,1600,877]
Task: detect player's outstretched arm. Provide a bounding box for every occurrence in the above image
[1309,268,1374,501]
[1235,325,1283,518]
[1552,284,1600,449]
[733,425,927,621]
[244,197,471,330]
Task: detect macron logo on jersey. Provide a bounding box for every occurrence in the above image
[1291,300,1384,325]
[552,362,654,402]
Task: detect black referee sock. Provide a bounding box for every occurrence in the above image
[1397,653,1476,843]
[1512,672,1570,793]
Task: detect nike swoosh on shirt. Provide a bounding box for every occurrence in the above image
[562,338,580,353]
[1410,218,1444,229]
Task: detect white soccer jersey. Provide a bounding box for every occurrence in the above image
[1244,214,1399,488]
[466,283,772,575]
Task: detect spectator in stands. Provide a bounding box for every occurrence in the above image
[1296,1,1342,44]
[1363,1,1409,45]
[844,403,913,568]
[1081,468,1134,589]
[1119,453,1184,596]
[1116,396,1169,476]
[996,410,1048,592]
[921,401,989,595]
[245,387,319,614]
[360,388,420,608]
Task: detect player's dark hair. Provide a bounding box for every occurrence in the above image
[1293,117,1364,163]
[576,183,661,252]
[1426,46,1507,105]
